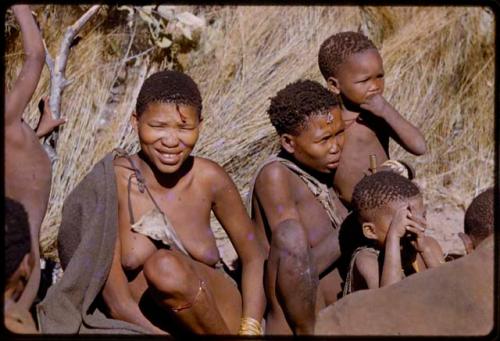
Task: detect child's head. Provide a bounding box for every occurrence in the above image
[5,197,33,304]
[318,31,383,106]
[352,171,423,247]
[460,187,494,253]
[133,70,203,174]
[267,79,345,173]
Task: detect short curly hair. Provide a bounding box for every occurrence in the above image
[136,70,202,116]
[352,171,421,213]
[267,79,340,136]
[464,187,494,246]
[318,31,377,80]
[5,197,31,280]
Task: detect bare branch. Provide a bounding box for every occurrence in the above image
[44,5,101,163]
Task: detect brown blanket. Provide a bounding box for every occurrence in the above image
[315,235,494,335]
[36,152,148,334]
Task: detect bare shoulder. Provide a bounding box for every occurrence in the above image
[355,248,379,267]
[193,156,230,182]
[112,155,136,185]
[255,161,294,190]
[355,248,380,284]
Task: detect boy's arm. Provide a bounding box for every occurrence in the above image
[5,5,45,128]
[354,250,380,289]
[101,237,166,334]
[209,162,266,326]
[361,94,427,155]
[380,232,404,287]
[413,235,444,269]
[380,205,414,287]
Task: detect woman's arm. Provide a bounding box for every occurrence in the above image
[5,5,45,128]
[210,163,266,324]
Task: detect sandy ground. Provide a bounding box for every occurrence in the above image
[425,203,467,257]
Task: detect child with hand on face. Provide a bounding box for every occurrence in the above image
[318,31,426,206]
[343,171,443,296]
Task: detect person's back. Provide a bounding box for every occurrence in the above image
[5,5,65,310]
[344,171,443,295]
[250,80,348,334]
[318,31,426,206]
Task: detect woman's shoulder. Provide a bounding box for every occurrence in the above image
[193,156,228,176]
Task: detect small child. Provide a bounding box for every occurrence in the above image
[458,187,494,255]
[343,171,443,296]
[4,197,38,334]
[318,31,426,206]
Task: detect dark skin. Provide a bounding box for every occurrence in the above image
[351,195,444,292]
[327,48,426,206]
[102,102,265,335]
[252,107,348,335]
[5,5,65,311]
[4,253,38,334]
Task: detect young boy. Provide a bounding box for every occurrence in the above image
[4,197,38,334]
[5,5,66,311]
[318,31,426,206]
[458,187,494,255]
[249,80,348,334]
[344,171,443,295]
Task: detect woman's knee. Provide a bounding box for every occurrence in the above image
[143,250,197,296]
[272,220,309,254]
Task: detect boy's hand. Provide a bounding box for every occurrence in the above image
[360,93,389,118]
[36,97,66,138]
[405,215,430,253]
[387,205,425,240]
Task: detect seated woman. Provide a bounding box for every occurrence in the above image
[38,70,265,336]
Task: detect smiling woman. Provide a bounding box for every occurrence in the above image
[40,70,266,336]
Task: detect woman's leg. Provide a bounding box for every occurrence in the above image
[143,249,241,334]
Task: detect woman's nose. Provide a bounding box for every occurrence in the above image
[161,131,179,147]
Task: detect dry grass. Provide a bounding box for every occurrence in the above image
[4,6,495,261]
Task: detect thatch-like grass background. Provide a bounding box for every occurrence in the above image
[5,6,495,262]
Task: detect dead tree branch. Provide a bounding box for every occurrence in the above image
[43,5,101,162]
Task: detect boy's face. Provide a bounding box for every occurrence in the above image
[133,101,201,174]
[284,106,345,173]
[363,194,425,246]
[331,48,385,105]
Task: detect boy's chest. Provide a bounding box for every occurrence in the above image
[344,119,388,149]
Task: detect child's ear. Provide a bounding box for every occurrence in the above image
[131,112,139,132]
[280,134,295,154]
[19,254,32,281]
[362,222,378,240]
[458,232,474,255]
[327,77,341,95]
